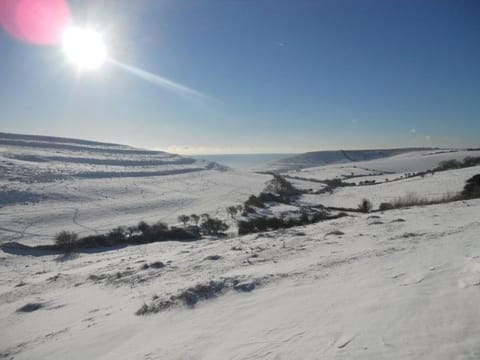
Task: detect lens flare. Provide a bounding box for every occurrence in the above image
[0,0,70,45]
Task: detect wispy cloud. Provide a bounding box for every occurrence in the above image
[410,128,417,134]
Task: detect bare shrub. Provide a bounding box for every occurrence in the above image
[226,206,238,218]
[190,214,200,225]
[178,215,190,226]
[391,192,429,208]
[358,199,373,213]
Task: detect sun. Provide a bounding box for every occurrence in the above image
[62,27,107,70]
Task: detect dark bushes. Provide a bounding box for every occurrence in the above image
[436,159,462,171]
[55,220,201,252]
[316,178,355,194]
[75,234,113,248]
[55,231,78,252]
[435,156,480,172]
[200,218,229,235]
[238,211,346,235]
[243,175,302,210]
[379,202,394,211]
[244,195,265,208]
[462,174,480,198]
[463,157,480,167]
[265,174,302,200]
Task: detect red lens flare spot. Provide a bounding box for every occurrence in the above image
[0,0,70,45]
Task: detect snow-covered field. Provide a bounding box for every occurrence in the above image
[1,134,480,359]
[298,165,480,209]
[288,149,480,209]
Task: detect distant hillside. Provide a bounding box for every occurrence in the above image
[267,148,436,171]
[0,132,225,182]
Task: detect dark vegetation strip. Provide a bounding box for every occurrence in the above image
[1,215,230,255]
[237,212,348,235]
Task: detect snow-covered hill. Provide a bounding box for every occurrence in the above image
[0,132,222,183]
[267,147,433,171]
[0,133,270,244]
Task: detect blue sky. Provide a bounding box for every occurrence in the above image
[1,0,479,154]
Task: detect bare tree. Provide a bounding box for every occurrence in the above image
[178,215,190,226]
[226,206,238,219]
[190,214,200,226]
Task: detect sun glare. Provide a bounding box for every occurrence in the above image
[62,27,107,70]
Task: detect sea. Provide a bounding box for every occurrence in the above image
[190,153,294,169]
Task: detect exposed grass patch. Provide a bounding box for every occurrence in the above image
[204,255,222,261]
[16,303,43,313]
[136,278,257,315]
[325,230,345,236]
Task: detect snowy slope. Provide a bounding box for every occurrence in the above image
[1,199,480,359]
[268,148,432,171]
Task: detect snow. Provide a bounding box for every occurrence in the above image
[2,200,480,359]
[1,133,480,359]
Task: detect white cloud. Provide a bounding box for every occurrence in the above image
[410,128,417,134]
